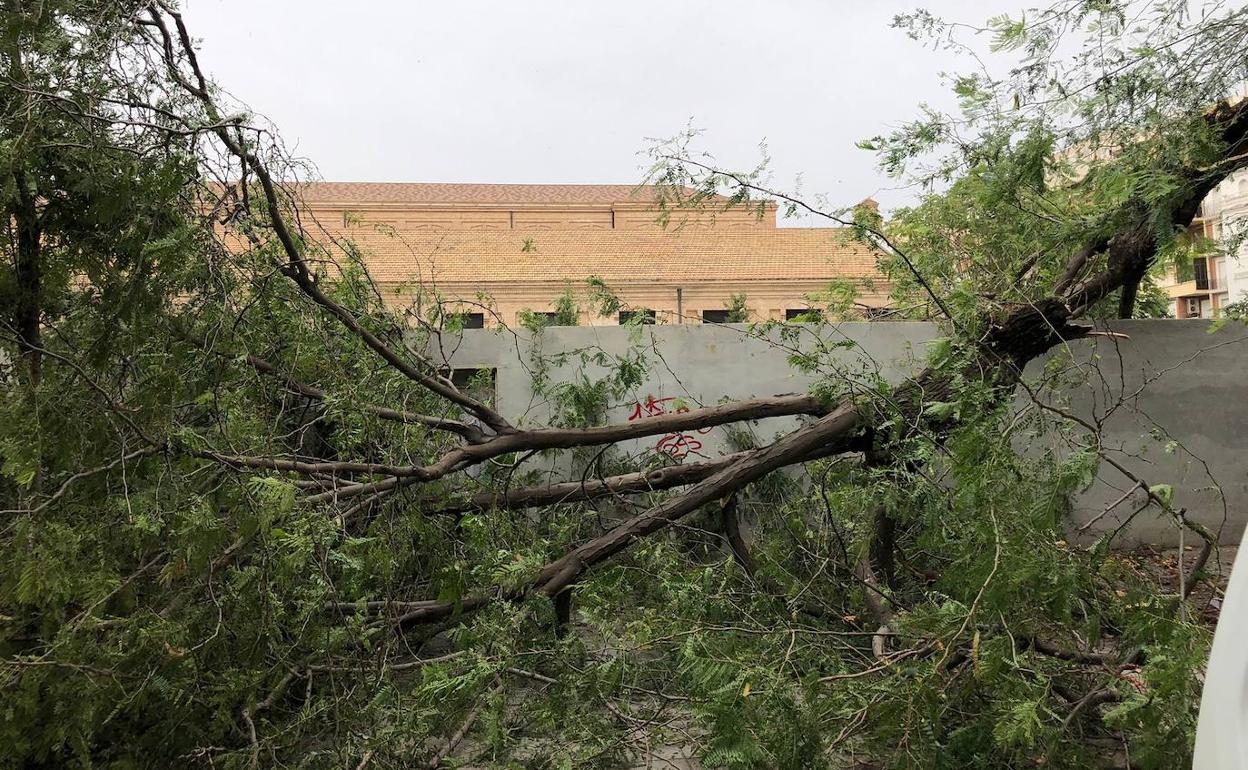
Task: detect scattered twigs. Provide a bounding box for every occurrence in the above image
[325,599,449,614]
[0,446,160,515]
[503,666,558,685]
[235,348,486,442]
[1184,537,1215,601]
[817,645,930,683]
[241,668,299,768]
[424,681,504,769]
[305,651,467,672]
[1022,388,1220,603]
[1024,637,1118,666]
[1077,481,1143,533]
[1059,688,1122,734]
[936,511,1002,670]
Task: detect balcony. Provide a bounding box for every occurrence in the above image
[1196,274,1226,292]
[1192,255,1229,292]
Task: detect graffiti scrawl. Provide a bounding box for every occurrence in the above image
[626,395,713,460]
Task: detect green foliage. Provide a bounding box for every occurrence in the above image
[726,292,750,322]
[520,283,582,330]
[585,275,622,317]
[552,282,581,326]
[0,2,1237,768]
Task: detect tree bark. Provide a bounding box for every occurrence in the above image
[10,160,41,389]
[720,494,754,576]
[553,589,572,638]
[1117,272,1142,319]
[437,452,754,515]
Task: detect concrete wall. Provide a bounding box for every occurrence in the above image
[1046,320,1248,545]
[438,320,1248,545]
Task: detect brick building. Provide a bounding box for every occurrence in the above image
[295,182,890,327]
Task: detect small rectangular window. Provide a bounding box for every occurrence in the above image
[619,309,656,325]
[442,367,497,400]
[785,308,823,323]
[1194,257,1210,290]
[520,311,563,327]
[457,312,485,329]
[702,309,731,324]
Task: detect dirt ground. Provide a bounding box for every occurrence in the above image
[1117,544,1239,626]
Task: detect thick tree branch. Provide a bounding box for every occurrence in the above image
[211,394,828,495]
[720,494,754,576]
[436,452,754,515]
[1064,99,1248,313]
[390,401,869,626]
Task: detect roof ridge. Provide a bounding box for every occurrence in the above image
[296,181,647,187]
[288,181,733,206]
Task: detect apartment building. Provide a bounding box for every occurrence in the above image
[1159,169,1248,318]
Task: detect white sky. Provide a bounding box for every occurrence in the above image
[182,0,1033,220]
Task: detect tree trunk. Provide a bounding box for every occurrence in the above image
[720,495,754,576]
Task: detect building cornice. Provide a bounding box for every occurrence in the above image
[302,200,778,215]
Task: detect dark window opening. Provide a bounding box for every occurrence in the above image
[1194,257,1210,291]
[441,367,497,401]
[456,312,485,329]
[619,309,656,325]
[785,308,824,323]
[702,309,731,324]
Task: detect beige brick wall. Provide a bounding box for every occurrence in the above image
[385,280,891,328]
[291,186,888,326]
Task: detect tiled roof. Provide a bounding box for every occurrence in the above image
[295,182,669,206]
[317,227,879,285]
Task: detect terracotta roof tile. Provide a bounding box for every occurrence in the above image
[314,227,879,285]
[295,182,668,205]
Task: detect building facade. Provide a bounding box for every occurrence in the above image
[1160,169,1248,318]
[296,183,890,327]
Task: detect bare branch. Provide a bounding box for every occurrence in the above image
[236,349,486,442]
[144,5,513,434]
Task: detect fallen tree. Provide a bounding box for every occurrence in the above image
[3,1,1247,767]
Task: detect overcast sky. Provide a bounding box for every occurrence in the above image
[182,1,1033,220]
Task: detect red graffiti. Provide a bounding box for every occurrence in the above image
[626,395,713,459]
[654,432,704,458]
